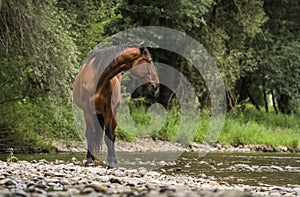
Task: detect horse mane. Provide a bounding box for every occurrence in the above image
[85,44,140,75]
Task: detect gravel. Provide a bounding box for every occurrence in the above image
[0,160,299,197]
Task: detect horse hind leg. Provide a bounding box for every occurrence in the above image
[85,113,104,167]
[94,114,104,165]
[85,113,95,166]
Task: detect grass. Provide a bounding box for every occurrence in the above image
[1,98,299,153]
[116,102,200,144]
[219,118,300,148]
[117,102,300,150]
[203,105,300,149]
[6,148,19,162]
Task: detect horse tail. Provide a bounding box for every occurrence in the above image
[93,114,105,163]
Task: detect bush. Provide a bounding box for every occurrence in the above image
[0,99,78,153]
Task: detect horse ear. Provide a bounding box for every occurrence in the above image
[139,41,145,48]
[139,41,146,54]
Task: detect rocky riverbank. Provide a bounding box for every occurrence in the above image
[0,159,299,197]
[53,138,299,154]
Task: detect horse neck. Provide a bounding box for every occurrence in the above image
[97,48,140,89]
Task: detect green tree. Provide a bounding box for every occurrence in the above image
[0,0,78,152]
[261,0,300,114]
[0,0,77,103]
[56,0,122,61]
[199,0,267,109]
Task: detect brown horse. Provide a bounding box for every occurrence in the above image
[73,42,159,168]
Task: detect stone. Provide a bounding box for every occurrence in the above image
[38,159,49,164]
[47,191,69,197]
[158,161,168,166]
[12,189,28,197]
[0,158,298,197]
[67,188,80,195]
[88,182,105,192]
[159,185,176,193]
[34,188,47,195]
[60,179,69,185]
[46,178,60,184]
[218,190,254,197]
[27,184,36,192]
[0,178,17,186]
[35,183,49,190]
[270,165,284,172]
[53,184,64,191]
[234,164,254,172]
[81,186,95,194]
[110,178,122,184]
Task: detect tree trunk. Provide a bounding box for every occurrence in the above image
[247,88,260,110]
[277,94,291,114]
[271,90,278,114]
[263,86,268,113]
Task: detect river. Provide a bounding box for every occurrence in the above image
[1,152,299,188]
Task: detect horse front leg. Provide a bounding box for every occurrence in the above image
[104,115,118,169]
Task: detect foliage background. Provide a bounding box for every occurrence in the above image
[0,0,299,152]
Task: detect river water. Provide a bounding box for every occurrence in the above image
[1,152,299,188]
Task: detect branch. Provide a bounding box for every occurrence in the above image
[0,97,26,105]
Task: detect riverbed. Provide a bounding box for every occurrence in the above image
[0,152,299,196]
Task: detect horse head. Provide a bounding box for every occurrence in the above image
[130,42,159,94]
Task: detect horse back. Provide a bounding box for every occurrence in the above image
[73,58,98,110]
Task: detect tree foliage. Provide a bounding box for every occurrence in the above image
[56,0,122,60]
[262,0,300,113]
[0,0,77,103]
[0,0,299,151]
[0,0,78,152]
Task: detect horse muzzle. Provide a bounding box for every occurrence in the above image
[146,82,159,97]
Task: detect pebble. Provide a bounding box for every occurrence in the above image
[234,164,255,172]
[0,160,298,197]
[0,178,17,186]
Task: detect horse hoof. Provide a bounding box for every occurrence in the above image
[107,163,118,169]
[85,162,95,167]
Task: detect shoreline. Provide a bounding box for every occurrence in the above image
[53,138,300,154]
